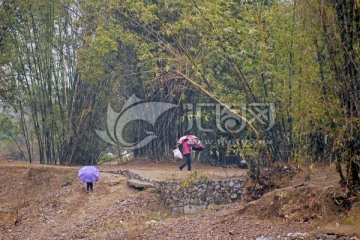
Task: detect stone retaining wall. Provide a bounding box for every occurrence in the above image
[105,170,246,214]
[157,178,246,214]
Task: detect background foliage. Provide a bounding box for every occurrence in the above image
[0,0,358,190]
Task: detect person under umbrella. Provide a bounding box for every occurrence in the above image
[179,136,195,171]
[87,181,93,192]
[78,166,100,193]
[177,134,205,171]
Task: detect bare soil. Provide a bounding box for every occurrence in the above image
[0,161,359,240]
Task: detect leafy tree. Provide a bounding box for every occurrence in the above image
[0,0,110,164]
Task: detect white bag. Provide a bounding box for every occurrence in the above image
[173,148,183,159]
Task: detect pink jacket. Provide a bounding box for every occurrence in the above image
[182,139,193,155]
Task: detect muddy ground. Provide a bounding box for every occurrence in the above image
[0,161,359,239]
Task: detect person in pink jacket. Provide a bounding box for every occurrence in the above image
[179,139,193,171]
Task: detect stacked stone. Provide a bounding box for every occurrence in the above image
[158,179,245,214]
[124,169,246,214]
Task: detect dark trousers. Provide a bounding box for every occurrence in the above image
[180,154,191,171]
[86,182,93,191]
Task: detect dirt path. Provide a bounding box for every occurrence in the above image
[29,172,129,239]
[1,162,359,240]
[0,163,166,240]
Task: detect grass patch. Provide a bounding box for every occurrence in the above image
[341,216,354,225]
[179,171,208,189]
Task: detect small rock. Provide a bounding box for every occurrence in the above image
[287,232,308,239]
[256,236,270,240]
[145,220,158,226]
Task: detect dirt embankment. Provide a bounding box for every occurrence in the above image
[0,163,167,240]
[0,161,359,240]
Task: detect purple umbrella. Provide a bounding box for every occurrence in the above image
[78,166,100,183]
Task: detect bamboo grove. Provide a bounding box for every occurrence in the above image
[0,0,359,191]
